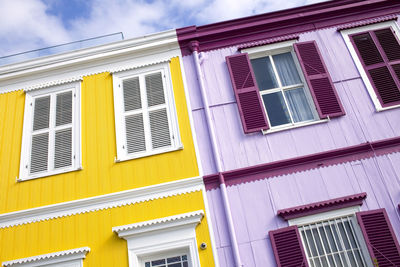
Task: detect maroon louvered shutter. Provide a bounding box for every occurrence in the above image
[294,41,345,119]
[226,53,269,133]
[269,226,309,267]
[357,209,400,266]
[350,28,400,108]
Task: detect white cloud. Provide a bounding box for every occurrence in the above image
[0,0,329,59]
[0,0,70,55]
[68,0,172,40]
[196,0,328,24]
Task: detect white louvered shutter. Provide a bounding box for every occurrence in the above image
[146,72,171,150]
[30,96,51,174]
[54,91,73,169]
[123,77,146,154]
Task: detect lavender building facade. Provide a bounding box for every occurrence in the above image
[177,0,400,266]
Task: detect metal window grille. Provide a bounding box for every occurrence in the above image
[145,254,188,267]
[299,215,368,267]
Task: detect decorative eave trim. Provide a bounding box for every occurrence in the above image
[177,0,400,55]
[204,136,400,190]
[277,193,367,220]
[0,29,178,81]
[0,176,203,229]
[109,58,171,73]
[113,210,204,238]
[337,14,398,30]
[2,247,90,266]
[238,34,299,50]
[23,76,83,92]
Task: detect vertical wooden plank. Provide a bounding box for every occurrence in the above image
[226,185,251,244]
[238,180,278,241]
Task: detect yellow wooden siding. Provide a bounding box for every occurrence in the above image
[0,191,215,267]
[0,57,199,213]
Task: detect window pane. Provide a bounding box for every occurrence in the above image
[54,128,72,169]
[125,113,146,153]
[56,91,72,126]
[30,132,49,174]
[149,108,171,149]
[123,77,141,111]
[273,52,302,86]
[33,96,50,131]
[300,217,367,267]
[262,92,291,126]
[146,72,165,107]
[284,88,314,123]
[352,33,383,66]
[250,57,278,91]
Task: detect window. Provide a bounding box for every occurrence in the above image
[19,82,81,181]
[297,213,370,267]
[341,21,400,111]
[249,49,317,128]
[271,204,400,267]
[226,40,344,134]
[112,63,181,161]
[142,250,190,267]
[2,247,90,267]
[113,210,204,267]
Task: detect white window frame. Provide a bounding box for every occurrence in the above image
[19,82,81,181]
[112,210,203,267]
[288,206,373,267]
[341,20,400,112]
[112,63,182,162]
[2,247,90,267]
[242,40,322,134]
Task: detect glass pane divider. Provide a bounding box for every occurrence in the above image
[269,55,295,124]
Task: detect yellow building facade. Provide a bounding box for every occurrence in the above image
[0,30,217,267]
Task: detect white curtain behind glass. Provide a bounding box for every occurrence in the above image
[273,52,314,123]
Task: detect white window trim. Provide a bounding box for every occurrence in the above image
[18,82,82,181]
[112,62,182,162]
[341,20,400,112]
[112,210,204,267]
[288,206,374,267]
[2,247,90,267]
[288,206,361,226]
[242,40,320,132]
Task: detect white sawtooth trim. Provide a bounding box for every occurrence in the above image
[0,31,181,95]
[0,176,203,229]
[113,210,204,236]
[0,29,177,79]
[113,210,204,267]
[23,76,83,92]
[2,247,90,267]
[109,58,171,73]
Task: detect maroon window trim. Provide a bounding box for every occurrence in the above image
[350,27,400,108]
[277,192,367,220]
[226,53,269,133]
[294,41,345,119]
[357,209,400,266]
[269,225,309,267]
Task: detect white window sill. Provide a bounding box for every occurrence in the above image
[17,166,83,182]
[262,118,329,135]
[115,145,183,163]
[376,103,400,112]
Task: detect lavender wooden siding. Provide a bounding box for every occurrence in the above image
[182,21,400,175]
[206,153,400,266]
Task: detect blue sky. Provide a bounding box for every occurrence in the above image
[0,0,328,58]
